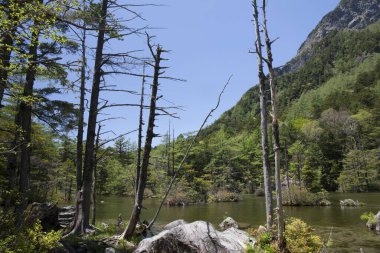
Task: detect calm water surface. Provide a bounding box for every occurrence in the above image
[92,193,380,253]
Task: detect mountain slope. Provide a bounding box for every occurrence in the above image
[203,0,380,138]
[188,0,380,193]
[281,0,380,73]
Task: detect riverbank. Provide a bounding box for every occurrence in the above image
[76,192,380,252]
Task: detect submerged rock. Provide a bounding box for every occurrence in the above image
[219,217,238,230]
[134,221,255,253]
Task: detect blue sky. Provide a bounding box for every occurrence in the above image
[63,0,341,145]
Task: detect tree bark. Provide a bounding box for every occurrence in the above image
[15,23,40,226]
[76,14,87,191]
[262,0,284,246]
[252,0,273,230]
[134,64,145,195]
[92,124,101,225]
[123,43,162,238]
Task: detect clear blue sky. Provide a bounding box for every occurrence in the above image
[67,0,341,146]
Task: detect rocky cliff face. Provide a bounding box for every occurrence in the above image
[279,0,380,74]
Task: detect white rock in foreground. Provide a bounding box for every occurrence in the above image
[134,221,255,253]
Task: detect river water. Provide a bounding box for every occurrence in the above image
[92,192,380,253]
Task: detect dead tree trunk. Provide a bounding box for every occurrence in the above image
[262,0,284,247]
[76,15,87,191]
[134,64,145,195]
[252,0,273,230]
[68,0,108,235]
[172,127,175,175]
[123,40,163,238]
[15,24,40,226]
[92,124,101,225]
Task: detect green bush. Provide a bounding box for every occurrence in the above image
[208,189,240,203]
[0,219,61,253]
[284,218,323,253]
[282,185,331,206]
[360,212,377,230]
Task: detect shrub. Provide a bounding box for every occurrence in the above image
[165,190,195,206]
[282,185,331,206]
[284,218,323,253]
[208,189,240,203]
[0,219,61,253]
[360,212,377,230]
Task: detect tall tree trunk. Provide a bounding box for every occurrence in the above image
[252,0,273,229]
[15,24,40,226]
[76,17,87,191]
[167,123,171,176]
[123,44,162,238]
[172,127,175,175]
[134,63,145,195]
[92,124,101,225]
[262,0,284,246]
[68,0,108,235]
[4,112,20,211]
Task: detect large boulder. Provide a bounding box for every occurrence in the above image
[164,219,188,230]
[134,221,255,253]
[29,202,60,231]
[219,217,238,230]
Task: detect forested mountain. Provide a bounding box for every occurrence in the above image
[160,0,380,199]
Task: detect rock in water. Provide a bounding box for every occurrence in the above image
[134,221,255,253]
[219,217,238,230]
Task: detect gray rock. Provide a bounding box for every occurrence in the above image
[134,221,255,253]
[257,225,267,234]
[105,248,115,253]
[219,217,238,230]
[370,211,380,234]
[164,219,188,230]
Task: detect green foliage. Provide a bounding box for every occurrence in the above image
[282,185,330,206]
[207,189,240,203]
[338,149,379,192]
[284,218,324,253]
[360,212,377,229]
[0,218,61,253]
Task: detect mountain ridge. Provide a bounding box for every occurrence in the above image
[279,0,380,74]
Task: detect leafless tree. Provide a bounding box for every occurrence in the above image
[262,0,284,247]
[123,35,166,238]
[252,0,273,229]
